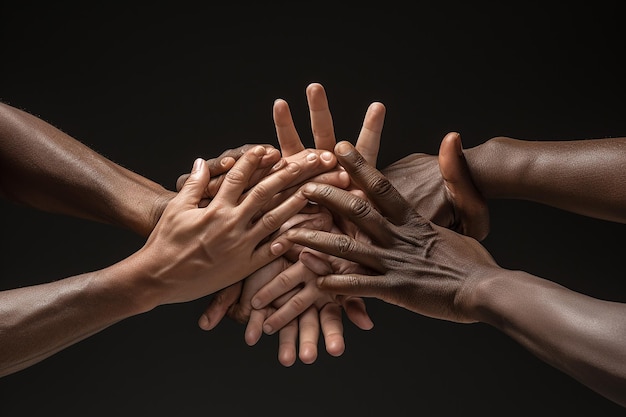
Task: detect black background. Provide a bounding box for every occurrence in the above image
[1,3,625,416]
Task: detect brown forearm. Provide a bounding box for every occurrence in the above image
[0,258,150,377]
[464,136,626,223]
[0,102,174,236]
[473,271,626,407]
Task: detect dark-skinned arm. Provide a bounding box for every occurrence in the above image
[274,141,626,408]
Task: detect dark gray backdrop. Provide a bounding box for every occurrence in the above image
[1,3,625,416]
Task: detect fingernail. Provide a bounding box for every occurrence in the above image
[306,152,318,162]
[192,158,203,173]
[271,242,284,255]
[251,298,261,309]
[263,323,274,334]
[321,151,333,162]
[455,133,464,156]
[303,183,317,194]
[335,141,352,156]
[198,314,210,330]
[339,171,350,185]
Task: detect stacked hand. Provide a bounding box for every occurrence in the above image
[179,83,489,366]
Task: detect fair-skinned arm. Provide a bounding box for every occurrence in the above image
[0,140,337,377]
[275,141,626,408]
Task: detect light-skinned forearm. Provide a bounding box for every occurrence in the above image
[464,136,626,223]
[472,270,626,407]
[0,254,154,377]
[0,102,174,236]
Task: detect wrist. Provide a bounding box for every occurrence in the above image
[104,250,165,315]
[117,182,175,238]
[468,269,545,329]
[464,136,524,200]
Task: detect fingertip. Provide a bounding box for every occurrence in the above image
[338,170,350,187]
[306,82,324,95]
[270,242,285,256]
[334,140,353,156]
[220,156,235,168]
[368,101,386,114]
[253,145,267,157]
[279,350,296,367]
[326,339,346,357]
[316,276,326,288]
[299,344,318,364]
[250,296,263,310]
[361,319,375,331]
[245,328,261,346]
[192,157,204,174]
[198,314,210,330]
[441,131,463,156]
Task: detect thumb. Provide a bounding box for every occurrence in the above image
[439,132,490,240]
[178,158,211,205]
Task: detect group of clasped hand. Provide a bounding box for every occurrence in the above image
[0,83,624,407]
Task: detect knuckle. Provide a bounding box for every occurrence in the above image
[369,175,394,196]
[347,275,361,288]
[251,183,271,201]
[277,271,295,290]
[225,168,246,185]
[335,235,355,253]
[349,198,371,218]
[261,212,280,231]
[317,184,333,198]
[285,161,301,174]
[289,294,307,312]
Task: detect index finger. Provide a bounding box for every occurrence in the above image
[334,141,414,225]
[355,102,386,167]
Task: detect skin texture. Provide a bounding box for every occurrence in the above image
[195,83,490,366]
[381,131,489,240]
[0,101,339,377]
[192,83,381,366]
[275,140,626,408]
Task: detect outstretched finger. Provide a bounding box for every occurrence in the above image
[274,99,305,157]
[306,83,336,151]
[355,102,386,166]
